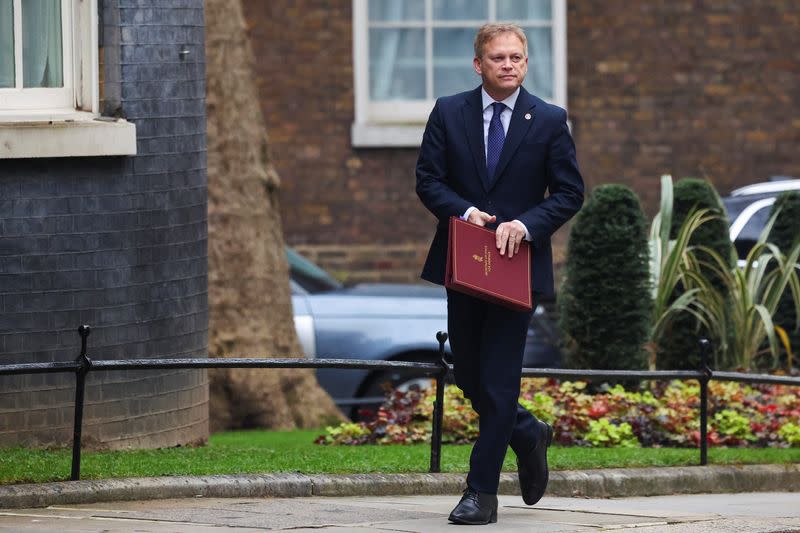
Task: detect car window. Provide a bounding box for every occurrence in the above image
[732,203,774,260]
[722,197,749,225]
[286,247,343,293]
[289,279,308,295]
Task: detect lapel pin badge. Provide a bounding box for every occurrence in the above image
[524,113,532,120]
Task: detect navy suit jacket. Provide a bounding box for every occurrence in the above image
[416,85,584,298]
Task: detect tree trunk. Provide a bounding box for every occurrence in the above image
[205,0,344,432]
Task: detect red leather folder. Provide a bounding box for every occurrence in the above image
[445,216,532,311]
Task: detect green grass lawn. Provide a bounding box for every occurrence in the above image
[1,429,798,485]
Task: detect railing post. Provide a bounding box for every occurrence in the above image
[430,331,449,473]
[698,338,712,466]
[71,325,92,481]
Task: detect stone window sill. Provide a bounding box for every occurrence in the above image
[0,118,137,159]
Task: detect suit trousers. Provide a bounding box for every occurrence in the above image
[446,288,541,494]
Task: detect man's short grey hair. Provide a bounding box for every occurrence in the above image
[474,23,528,58]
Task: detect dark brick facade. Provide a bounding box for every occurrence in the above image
[0,0,209,449]
[568,1,800,211]
[244,1,800,282]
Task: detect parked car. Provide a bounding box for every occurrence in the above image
[722,177,800,264]
[287,247,561,417]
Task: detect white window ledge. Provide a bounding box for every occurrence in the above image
[0,118,137,159]
[351,122,425,148]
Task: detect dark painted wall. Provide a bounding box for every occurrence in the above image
[0,0,209,449]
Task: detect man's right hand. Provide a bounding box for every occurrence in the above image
[467,209,496,227]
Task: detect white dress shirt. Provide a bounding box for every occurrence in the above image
[462,86,531,242]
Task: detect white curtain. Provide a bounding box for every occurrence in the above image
[524,27,552,100]
[369,0,426,100]
[371,0,402,101]
[497,0,551,20]
[0,0,13,88]
[23,0,63,88]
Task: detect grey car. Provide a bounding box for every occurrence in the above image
[288,248,561,417]
[722,177,800,264]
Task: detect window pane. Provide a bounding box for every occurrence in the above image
[433,28,478,97]
[497,0,552,21]
[739,205,772,243]
[22,0,63,88]
[522,27,552,100]
[369,28,425,100]
[369,0,425,22]
[433,0,487,21]
[0,0,13,88]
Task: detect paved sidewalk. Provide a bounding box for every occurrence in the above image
[0,492,798,532]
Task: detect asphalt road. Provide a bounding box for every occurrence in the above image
[0,491,798,532]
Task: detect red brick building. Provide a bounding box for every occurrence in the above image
[243,0,800,284]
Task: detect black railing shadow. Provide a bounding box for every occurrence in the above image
[1,325,798,481]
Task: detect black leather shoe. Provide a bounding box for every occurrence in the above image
[448,488,498,525]
[517,420,554,505]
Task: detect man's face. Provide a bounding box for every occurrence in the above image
[473,32,528,100]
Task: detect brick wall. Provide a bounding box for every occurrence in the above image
[0,0,209,449]
[568,1,800,212]
[244,1,799,284]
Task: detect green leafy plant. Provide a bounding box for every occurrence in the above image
[713,409,756,444]
[584,419,640,448]
[559,184,652,370]
[316,422,370,445]
[778,422,800,446]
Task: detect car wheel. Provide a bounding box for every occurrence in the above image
[354,354,447,420]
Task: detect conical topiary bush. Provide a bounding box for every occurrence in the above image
[559,185,651,370]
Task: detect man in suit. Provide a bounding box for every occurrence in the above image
[416,23,584,525]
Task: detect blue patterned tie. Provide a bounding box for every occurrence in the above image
[486,101,506,181]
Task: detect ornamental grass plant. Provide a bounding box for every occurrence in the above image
[767,191,800,367]
[647,176,721,368]
[684,217,800,371]
[657,178,735,370]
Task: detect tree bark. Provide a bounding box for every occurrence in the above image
[205,0,344,432]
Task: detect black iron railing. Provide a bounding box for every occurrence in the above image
[1,325,798,481]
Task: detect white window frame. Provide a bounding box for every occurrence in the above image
[352,0,567,147]
[0,0,95,120]
[0,0,136,158]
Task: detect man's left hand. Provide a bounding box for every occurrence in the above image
[496,221,527,258]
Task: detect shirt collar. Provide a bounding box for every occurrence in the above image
[481,86,520,112]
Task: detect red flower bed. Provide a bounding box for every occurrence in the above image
[316,379,800,448]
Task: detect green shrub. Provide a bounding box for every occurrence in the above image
[585,419,640,448]
[712,409,756,444]
[670,178,735,267]
[778,422,800,446]
[559,185,651,370]
[658,178,734,370]
[768,191,800,369]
